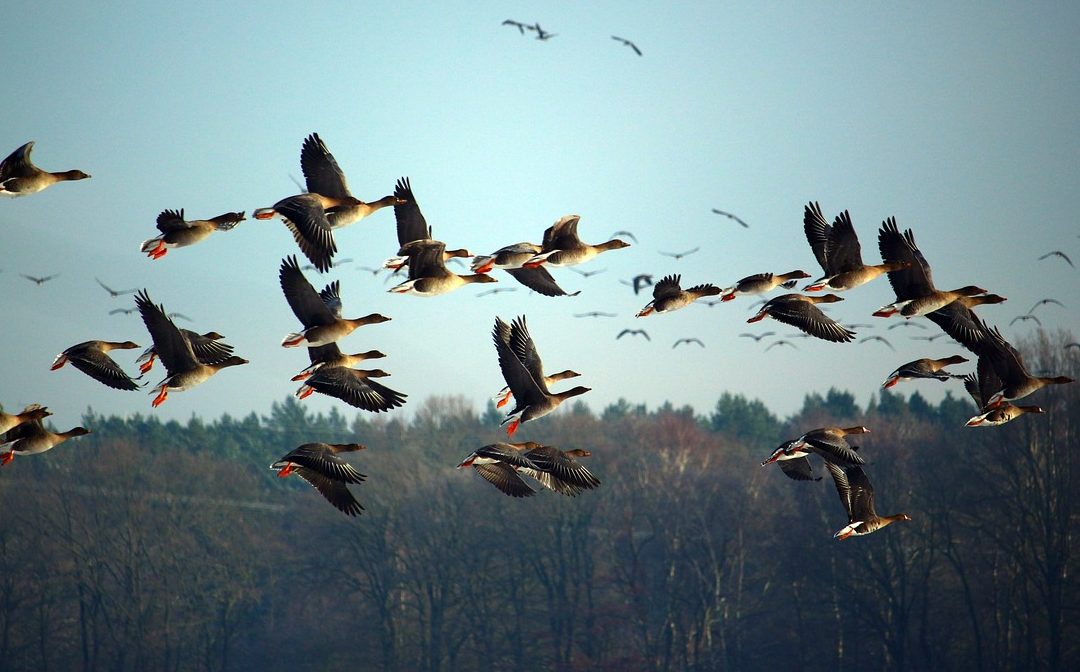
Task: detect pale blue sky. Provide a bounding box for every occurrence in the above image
[3,2,1078,429]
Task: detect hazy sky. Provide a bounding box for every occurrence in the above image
[3,2,1078,430]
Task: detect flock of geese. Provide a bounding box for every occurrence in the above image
[1,133,1075,535]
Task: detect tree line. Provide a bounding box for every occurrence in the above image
[0,332,1076,671]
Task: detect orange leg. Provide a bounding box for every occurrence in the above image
[277,463,295,478]
[1,451,13,466]
[151,386,169,408]
[495,390,512,409]
[50,355,68,371]
[506,418,521,437]
[474,260,495,274]
[297,386,314,400]
[139,355,157,374]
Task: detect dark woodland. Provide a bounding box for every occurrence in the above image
[1,332,1077,672]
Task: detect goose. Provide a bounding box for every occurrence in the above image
[826,461,911,540]
[0,141,89,197]
[140,209,245,259]
[875,217,993,318]
[802,203,909,291]
[719,270,810,301]
[882,355,968,389]
[747,294,855,342]
[523,215,630,268]
[1,418,91,465]
[135,290,248,407]
[636,274,721,316]
[279,256,390,347]
[0,404,51,436]
[493,316,590,436]
[271,443,366,516]
[51,340,142,390]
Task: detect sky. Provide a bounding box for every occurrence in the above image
[2,2,1079,431]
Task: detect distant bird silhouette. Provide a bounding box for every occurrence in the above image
[887,321,927,330]
[912,333,947,342]
[711,208,749,228]
[859,335,895,351]
[21,273,59,285]
[502,19,527,34]
[109,307,138,316]
[95,277,138,297]
[739,332,775,342]
[1038,251,1073,267]
[847,323,875,330]
[1065,342,1080,351]
[574,312,617,318]
[660,247,700,260]
[168,312,192,322]
[568,266,606,278]
[302,257,353,271]
[1010,314,1041,327]
[609,229,637,243]
[617,328,650,341]
[672,338,704,349]
[356,265,384,276]
[621,273,654,295]
[476,287,517,298]
[1029,298,1064,313]
[528,23,556,40]
[611,36,642,56]
[765,340,798,352]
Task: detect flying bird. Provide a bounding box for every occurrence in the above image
[611,36,642,56]
[567,266,606,278]
[622,273,654,295]
[617,328,650,341]
[50,340,143,391]
[803,203,909,292]
[524,215,630,268]
[711,208,749,228]
[1029,298,1064,313]
[254,133,402,272]
[492,316,590,436]
[95,278,139,297]
[672,338,705,349]
[140,209,245,260]
[574,312,617,318]
[659,247,700,260]
[859,335,895,351]
[764,340,798,352]
[882,355,968,389]
[747,294,856,343]
[1038,251,1073,267]
[271,443,367,516]
[886,320,927,330]
[109,307,138,316]
[502,19,527,34]
[636,274,721,316]
[0,417,91,466]
[21,273,59,285]
[825,462,911,540]
[476,287,518,298]
[609,230,637,243]
[738,332,775,342]
[134,290,248,407]
[1009,314,1041,327]
[0,141,90,197]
